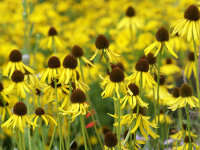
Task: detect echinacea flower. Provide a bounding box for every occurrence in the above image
[60,89,89,121]
[177,136,199,150]
[160,58,181,76]
[59,54,78,84]
[29,107,57,130]
[164,87,180,110]
[71,45,94,67]
[39,56,61,84]
[90,35,119,62]
[4,70,32,99]
[169,84,199,110]
[127,59,156,88]
[101,67,126,98]
[1,102,37,132]
[144,27,178,58]
[184,52,196,79]
[3,50,34,78]
[120,83,148,109]
[117,6,143,33]
[40,27,66,51]
[171,5,200,42]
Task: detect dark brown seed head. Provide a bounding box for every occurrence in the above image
[104,132,118,147]
[71,45,84,58]
[154,74,165,85]
[0,82,3,91]
[135,59,149,72]
[116,62,125,71]
[13,102,27,116]
[35,107,45,116]
[48,27,58,36]
[48,56,61,68]
[184,5,200,21]
[70,141,78,150]
[156,27,169,42]
[11,70,24,83]
[109,67,125,83]
[146,53,156,65]
[128,83,139,96]
[133,106,146,115]
[95,35,109,49]
[102,126,111,135]
[126,6,135,17]
[70,89,86,103]
[63,55,78,69]
[106,63,117,75]
[188,52,195,61]
[36,88,41,96]
[180,83,193,97]
[166,58,172,64]
[184,136,193,143]
[172,87,180,98]
[9,50,22,62]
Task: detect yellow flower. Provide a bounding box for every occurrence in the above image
[169,84,199,110]
[1,102,37,133]
[90,35,119,63]
[4,70,33,99]
[39,56,61,84]
[177,136,199,150]
[171,5,200,42]
[101,67,126,99]
[120,83,148,109]
[144,27,178,58]
[59,89,89,121]
[127,59,156,88]
[59,55,78,84]
[29,107,57,130]
[3,50,34,78]
[184,52,196,79]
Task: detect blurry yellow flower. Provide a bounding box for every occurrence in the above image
[184,52,196,79]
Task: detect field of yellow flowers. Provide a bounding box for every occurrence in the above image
[0,0,200,150]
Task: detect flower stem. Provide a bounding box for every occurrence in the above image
[129,107,133,150]
[116,97,121,150]
[192,36,200,111]
[186,104,192,150]
[39,118,46,150]
[103,52,111,72]
[80,115,88,150]
[67,79,72,150]
[48,126,56,150]
[132,105,139,149]
[52,37,57,54]
[27,94,32,150]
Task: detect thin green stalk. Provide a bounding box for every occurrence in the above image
[67,79,72,150]
[113,100,117,133]
[27,98,32,150]
[103,52,111,72]
[52,37,57,54]
[39,118,46,150]
[116,97,121,150]
[85,125,93,150]
[186,104,192,150]
[18,129,23,150]
[80,115,88,150]
[48,126,57,150]
[132,105,139,149]
[129,107,133,150]
[192,36,200,110]
[54,78,63,150]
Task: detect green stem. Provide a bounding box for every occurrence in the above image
[52,37,57,54]
[186,104,192,150]
[85,125,93,150]
[67,79,72,150]
[129,107,133,150]
[103,52,111,72]
[117,97,121,150]
[132,105,139,149]
[39,118,46,150]
[80,115,88,150]
[192,36,200,110]
[54,78,63,150]
[27,94,32,150]
[48,126,57,150]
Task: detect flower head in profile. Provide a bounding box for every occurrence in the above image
[60,89,89,121]
[40,26,66,51]
[127,59,156,88]
[171,5,200,42]
[184,52,196,79]
[3,50,35,78]
[101,67,126,98]
[90,35,119,62]
[59,54,79,84]
[4,70,32,99]
[29,107,57,130]
[1,102,37,132]
[120,83,148,109]
[117,6,143,33]
[39,56,61,84]
[144,27,178,58]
